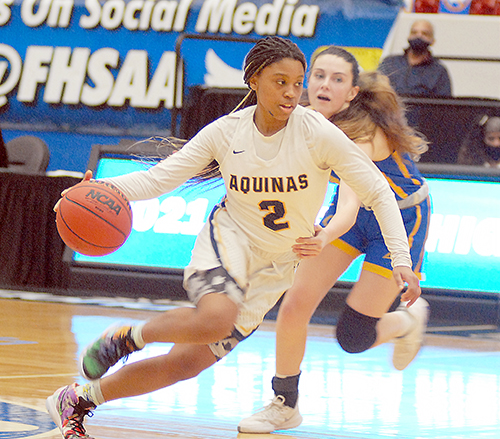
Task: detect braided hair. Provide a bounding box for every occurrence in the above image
[143,38,307,184]
[198,37,307,181]
[234,36,307,110]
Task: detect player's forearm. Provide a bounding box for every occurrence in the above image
[371,193,412,268]
[321,184,360,244]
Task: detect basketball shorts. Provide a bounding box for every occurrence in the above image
[320,196,431,279]
[184,204,298,360]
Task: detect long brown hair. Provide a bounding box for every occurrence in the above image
[331,70,427,158]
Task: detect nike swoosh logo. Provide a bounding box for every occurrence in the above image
[233,150,245,154]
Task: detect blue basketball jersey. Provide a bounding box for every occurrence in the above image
[323,150,430,279]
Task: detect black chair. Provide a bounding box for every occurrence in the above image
[6,135,50,174]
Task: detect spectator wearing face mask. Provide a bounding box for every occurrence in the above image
[378,20,452,97]
[458,115,500,168]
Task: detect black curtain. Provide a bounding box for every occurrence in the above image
[179,86,248,140]
[0,173,80,290]
[0,130,8,168]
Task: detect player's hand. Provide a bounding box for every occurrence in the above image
[292,226,330,259]
[393,266,421,306]
[53,170,93,212]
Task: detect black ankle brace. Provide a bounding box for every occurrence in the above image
[272,373,300,408]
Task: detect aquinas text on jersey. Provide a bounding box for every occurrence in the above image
[229,174,308,194]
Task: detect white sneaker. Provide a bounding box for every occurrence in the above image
[392,297,430,370]
[237,395,302,434]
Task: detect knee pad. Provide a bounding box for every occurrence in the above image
[336,304,379,353]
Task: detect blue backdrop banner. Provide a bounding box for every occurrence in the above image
[0,0,401,137]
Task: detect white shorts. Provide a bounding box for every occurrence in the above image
[184,204,298,359]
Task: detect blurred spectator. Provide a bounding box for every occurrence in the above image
[470,0,500,15]
[0,130,8,168]
[378,20,452,97]
[457,115,500,168]
[414,0,439,13]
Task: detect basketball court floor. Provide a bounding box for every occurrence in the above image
[2,291,500,439]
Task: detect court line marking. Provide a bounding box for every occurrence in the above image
[0,373,77,379]
[427,324,498,332]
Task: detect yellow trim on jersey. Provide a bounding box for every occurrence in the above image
[413,197,431,274]
[362,261,394,279]
[384,173,409,199]
[407,204,422,248]
[329,174,340,184]
[382,151,422,200]
[392,151,422,186]
[236,323,261,337]
[330,238,362,258]
[362,261,423,280]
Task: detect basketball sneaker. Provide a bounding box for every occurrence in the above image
[237,395,302,434]
[46,383,96,439]
[392,297,430,370]
[79,324,142,380]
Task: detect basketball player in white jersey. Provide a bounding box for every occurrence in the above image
[46,37,420,439]
[239,47,431,435]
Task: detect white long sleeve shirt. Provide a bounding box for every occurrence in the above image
[106,105,412,268]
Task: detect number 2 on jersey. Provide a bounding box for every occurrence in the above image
[259,200,290,231]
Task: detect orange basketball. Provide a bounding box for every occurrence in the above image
[56,180,133,256]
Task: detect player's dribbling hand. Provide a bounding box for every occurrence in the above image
[53,170,93,212]
[393,266,421,306]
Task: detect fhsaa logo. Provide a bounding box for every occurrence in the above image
[0,44,22,107]
[0,400,56,438]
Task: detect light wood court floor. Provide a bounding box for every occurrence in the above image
[2,295,500,439]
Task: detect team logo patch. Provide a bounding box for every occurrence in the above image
[0,400,56,438]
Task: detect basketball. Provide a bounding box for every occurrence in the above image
[56,180,133,256]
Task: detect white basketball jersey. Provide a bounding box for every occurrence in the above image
[107,104,412,269]
[218,106,330,254]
